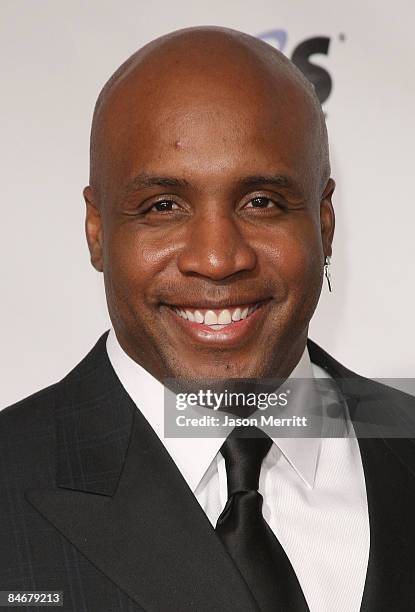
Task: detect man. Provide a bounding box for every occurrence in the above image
[1,26,415,612]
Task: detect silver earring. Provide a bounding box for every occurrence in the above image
[324,256,332,292]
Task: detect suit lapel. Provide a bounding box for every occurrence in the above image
[25,333,258,612]
[308,340,415,611]
[356,437,415,611]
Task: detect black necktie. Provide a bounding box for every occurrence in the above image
[215,427,310,612]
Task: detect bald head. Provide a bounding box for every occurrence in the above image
[88,26,330,199]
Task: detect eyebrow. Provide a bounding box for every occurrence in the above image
[236,175,296,190]
[125,174,190,192]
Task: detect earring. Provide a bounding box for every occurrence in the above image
[324,255,332,292]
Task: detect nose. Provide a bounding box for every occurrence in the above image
[177,212,257,280]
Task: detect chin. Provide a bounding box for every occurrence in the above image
[166,353,269,383]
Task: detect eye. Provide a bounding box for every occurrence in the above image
[245,197,276,209]
[149,199,180,213]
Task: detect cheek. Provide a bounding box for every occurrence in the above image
[259,220,323,292]
[103,225,177,302]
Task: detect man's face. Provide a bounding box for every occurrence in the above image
[85,68,334,383]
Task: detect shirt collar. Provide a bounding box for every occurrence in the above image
[106,329,327,491]
[106,328,222,491]
[273,349,320,488]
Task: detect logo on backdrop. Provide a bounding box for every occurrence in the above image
[257,30,335,106]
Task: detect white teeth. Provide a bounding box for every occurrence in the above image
[217,309,232,324]
[185,310,195,322]
[194,310,204,323]
[204,310,218,325]
[174,303,260,325]
[232,308,241,322]
[209,324,227,330]
[240,307,249,319]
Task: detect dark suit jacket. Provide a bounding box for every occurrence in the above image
[1,332,415,611]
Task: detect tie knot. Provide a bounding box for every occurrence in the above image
[220,427,272,496]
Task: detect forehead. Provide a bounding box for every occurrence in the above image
[98,59,319,194]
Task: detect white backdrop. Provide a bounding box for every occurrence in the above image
[1,0,414,408]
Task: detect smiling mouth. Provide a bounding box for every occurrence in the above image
[166,300,268,331]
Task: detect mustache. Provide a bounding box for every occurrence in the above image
[155,279,278,306]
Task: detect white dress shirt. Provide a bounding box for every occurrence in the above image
[106,328,369,612]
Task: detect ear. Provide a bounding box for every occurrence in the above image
[320,178,336,258]
[83,186,104,272]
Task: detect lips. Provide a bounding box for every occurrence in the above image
[162,299,271,347]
